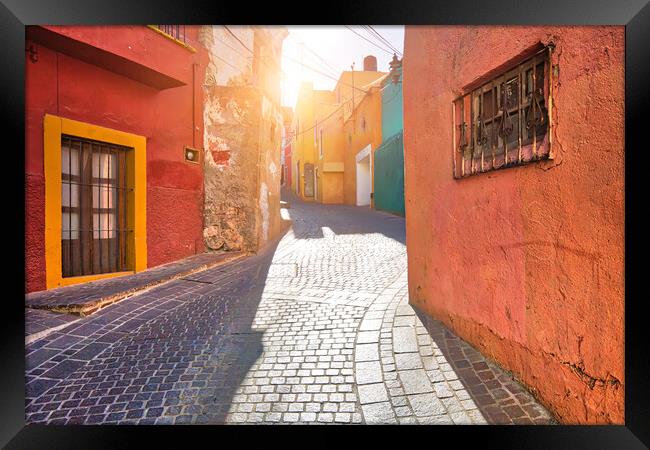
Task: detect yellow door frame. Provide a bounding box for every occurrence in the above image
[43,114,147,289]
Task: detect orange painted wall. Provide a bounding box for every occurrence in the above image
[343,87,383,205]
[403,26,624,424]
[316,91,345,204]
[335,71,387,122]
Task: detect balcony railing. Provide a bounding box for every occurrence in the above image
[152,25,186,44]
[148,25,195,52]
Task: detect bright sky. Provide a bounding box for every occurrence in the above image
[281,26,404,108]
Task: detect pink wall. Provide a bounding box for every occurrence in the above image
[25,26,208,293]
[403,26,624,424]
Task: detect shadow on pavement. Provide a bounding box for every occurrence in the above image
[24,230,284,425]
[413,306,556,425]
[280,188,406,245]
[184,238,282,423]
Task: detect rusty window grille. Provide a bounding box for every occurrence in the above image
[61,135,132,278]
[153,25,187,44]
[453,46,552,178]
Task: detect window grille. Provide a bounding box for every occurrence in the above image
[453,47,552,178]
[152,25,187,44]
[61,135,132,277]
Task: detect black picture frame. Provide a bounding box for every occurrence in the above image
[1,0,648,447]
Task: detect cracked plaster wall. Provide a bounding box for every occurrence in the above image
[200,26,285,253]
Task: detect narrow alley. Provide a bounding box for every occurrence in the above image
[25,192,554,425]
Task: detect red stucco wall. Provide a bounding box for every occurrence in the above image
[403,26,624,424]
[25,26,208,293]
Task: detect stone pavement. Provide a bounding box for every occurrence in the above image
[24,191,555,425]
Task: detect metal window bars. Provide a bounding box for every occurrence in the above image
[453,47,552,179]
[61,135,133,278]
[152,25,187,45]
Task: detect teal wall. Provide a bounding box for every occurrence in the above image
[381,69,403,141]
[374,68,404,216]
[374,132,405,216]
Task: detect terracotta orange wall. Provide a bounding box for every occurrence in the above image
[403,26,624,424]
[343,88,383,205]
[25,26,208,293]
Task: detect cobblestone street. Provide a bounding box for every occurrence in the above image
[25,192,554,425]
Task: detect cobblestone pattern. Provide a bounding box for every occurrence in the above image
[25,309,80,340]
[25,191,554,425]
[413,307,555,425]
[352,274,554,425]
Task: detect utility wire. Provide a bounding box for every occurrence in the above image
[222,25,254,54]
[289,77,400,142]
[287,34,342,77]
[363,26,393,52]
[364,26,403,56]
[344,25,395,56]
[362,26,396,53]
[283,53,370,94]
[211,51,244,71]
[221,26,296,84]
[288,97,353,139]
[220,27,363,94]
[218,27,387,126]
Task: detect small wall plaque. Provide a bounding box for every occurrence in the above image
[184,146,201,164]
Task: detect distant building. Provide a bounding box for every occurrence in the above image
[373,55,405,216]
[342,76,384,207]
[281,107,294,188]
[290,56,386,205]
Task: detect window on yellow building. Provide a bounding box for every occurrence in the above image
[453,46,552,178]
[319,129,323,159]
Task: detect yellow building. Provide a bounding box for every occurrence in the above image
[291,56,386,205]
[342,76,386,207]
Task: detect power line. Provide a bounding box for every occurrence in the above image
[220,26,298,86]
[290,79,392,142]
[211,51,243,71]
[220,27,350,91]
[283,53,370,94]
[222,25,254,54]
[344,25,395,56]
[289,97,353,140]
[362,26,397,54]
[364,26,403,56]
[287,34,341,77]
[221,26,373,103]
[218,27,383,119]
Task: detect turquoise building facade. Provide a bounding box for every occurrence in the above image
[374,59,405,216]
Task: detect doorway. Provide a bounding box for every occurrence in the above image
[304,163,314,198]
[356,145,372,206]
[296,160,300,195]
